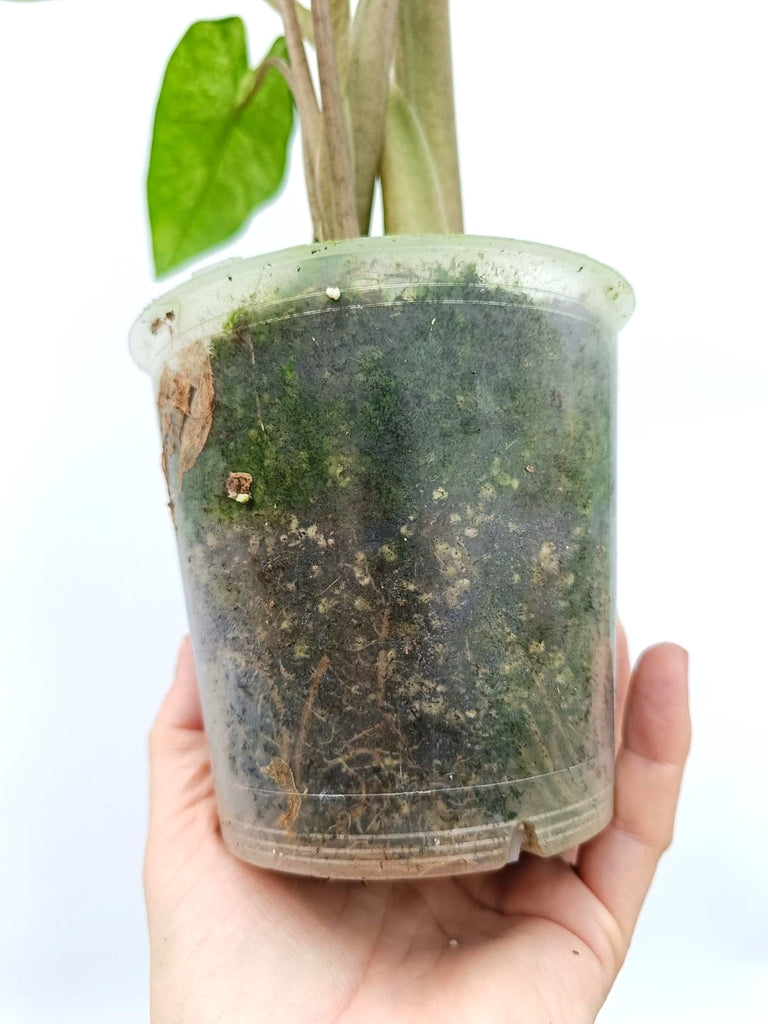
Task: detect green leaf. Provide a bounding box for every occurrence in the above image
[148,21,293,277]
[391,0,463,233]
[380,84,449,235]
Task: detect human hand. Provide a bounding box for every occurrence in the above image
[145,626,690,1024]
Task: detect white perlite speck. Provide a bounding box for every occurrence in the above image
[325,286,341,301]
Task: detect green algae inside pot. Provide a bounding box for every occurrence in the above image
[131,236,634,879]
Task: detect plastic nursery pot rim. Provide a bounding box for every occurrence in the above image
[129,234,635,379]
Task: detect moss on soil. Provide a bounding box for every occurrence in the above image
[165,273,615,842]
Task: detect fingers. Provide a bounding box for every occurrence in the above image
[561,621,630,867]
[576,643,690,955]
[153,635,204,734]
[614,621,631,752]
[148,637,215,835]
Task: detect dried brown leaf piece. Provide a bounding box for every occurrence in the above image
[521,820,543,855]
[157,340,214,496]
[226,471,253,502]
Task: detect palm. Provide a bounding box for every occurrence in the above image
[146,632,689,1024]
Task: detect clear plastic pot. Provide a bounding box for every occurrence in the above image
[131,236,633,879]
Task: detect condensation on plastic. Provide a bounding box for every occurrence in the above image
[131,236,633,382]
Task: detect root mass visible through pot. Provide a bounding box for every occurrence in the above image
[163,276,615,846]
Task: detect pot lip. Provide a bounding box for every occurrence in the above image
[130,234,634,376]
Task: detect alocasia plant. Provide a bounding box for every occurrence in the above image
[146,0,463,276]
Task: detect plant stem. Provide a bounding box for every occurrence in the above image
[312,0,360,238]
[266,0,314,44]
[239,55,294,111]
[347,0,399,234]
[330,0,350,90]
[278,0,324,239]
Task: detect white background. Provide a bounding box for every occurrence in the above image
[1,1,766,1021]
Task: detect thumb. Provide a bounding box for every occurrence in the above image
[153,636,204,733]
[147,637,216,837]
